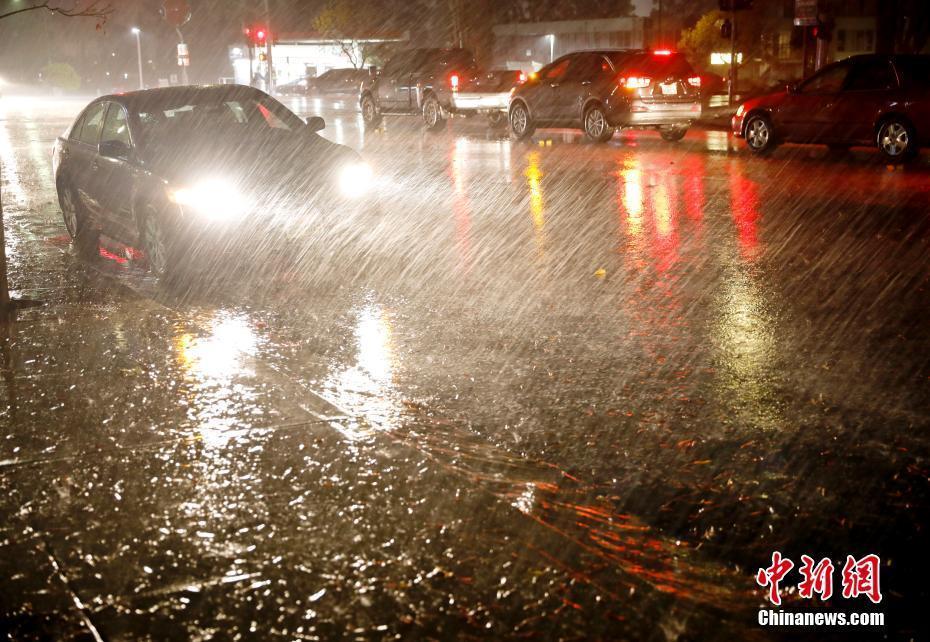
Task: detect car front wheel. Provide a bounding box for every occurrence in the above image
[141,211,175,280]
[583,105,613,143]
[744,114,777,154]
[58,181,98,255]
[877,118,917,161]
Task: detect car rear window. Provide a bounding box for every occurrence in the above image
[894,56,930,89]
[608,52,694,77]
[437,50,476,70]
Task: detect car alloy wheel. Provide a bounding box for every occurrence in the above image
[425,101,438,126]
[510,102,534,140]
[143,215,169,278]
[423,96,444,131]
[584,106,612,142]
[745,116,773,151]
[60,187,79,239]
[361,96,380,126]
[878,121,911,159]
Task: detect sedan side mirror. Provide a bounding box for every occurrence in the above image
[368,66,378,77]
[98,139,130,159]
[305,116,325,132]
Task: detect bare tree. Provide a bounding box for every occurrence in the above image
[0,1,112,23]
[314,0,377,70]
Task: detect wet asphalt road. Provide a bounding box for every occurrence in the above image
[1,96,929,640]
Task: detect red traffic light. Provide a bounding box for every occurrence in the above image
[246,26,268,45]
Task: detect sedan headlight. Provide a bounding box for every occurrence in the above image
[338,162,373,199]
[170,179,250,221]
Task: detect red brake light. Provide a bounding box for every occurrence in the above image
[619,76,651,89]
[653,49,673,56]
[687,76,702,87]
[450,73,459,89]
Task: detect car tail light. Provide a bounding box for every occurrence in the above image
[687,76,701,87]
[619,76,651,89]
[653,49,673,56]
[518,71,527,84]
[450,73,459,90]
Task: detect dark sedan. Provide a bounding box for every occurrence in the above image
[732,54,930,160]
[509,49,702,143]
[307,68,369,96]
[52,85,374,279]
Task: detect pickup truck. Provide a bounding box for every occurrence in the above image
[359,48,479,131]
[452,69,527,128]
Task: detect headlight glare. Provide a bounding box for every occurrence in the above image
[338,162,373,199]
[170,179,249,221]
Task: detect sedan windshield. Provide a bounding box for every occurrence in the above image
[133,90,305,148]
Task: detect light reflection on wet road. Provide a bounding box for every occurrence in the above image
[1,96,929,640]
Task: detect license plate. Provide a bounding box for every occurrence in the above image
[660,83,678,95]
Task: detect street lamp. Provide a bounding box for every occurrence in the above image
[131,27,144,90]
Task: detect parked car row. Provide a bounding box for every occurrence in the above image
[359,47,704,143]
[358,48,929,160]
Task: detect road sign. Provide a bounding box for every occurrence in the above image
[794,0,818,26]
[161,0,191,28]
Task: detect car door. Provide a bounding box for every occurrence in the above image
[528,56,573,123]
[774,61,850,142]
[95,102,138,244]
[892,55,930,143]
[829,57,898,144]
[70,101,108,221]
[380,51,419,111]
[554,53,611,124]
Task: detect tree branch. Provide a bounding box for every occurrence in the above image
[0,1,113,22]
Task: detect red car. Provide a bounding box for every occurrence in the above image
[732,54,930,161]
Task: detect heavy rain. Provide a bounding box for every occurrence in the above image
[0,0,928,640]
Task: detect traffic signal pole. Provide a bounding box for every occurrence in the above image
[728,8,737,106]
[263,0,274,94]
[176,27,189,84]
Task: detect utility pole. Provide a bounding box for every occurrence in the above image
[176,28,189,84]
[728,7,737,106]
[263,0,274,94]
[132,27,144,90]
[0,185,9,313]
[0,167,40,319]
[657,0,663,46]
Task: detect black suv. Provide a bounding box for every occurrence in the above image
[359,48,478,131]
[509,49,702,142]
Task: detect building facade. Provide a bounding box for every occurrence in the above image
[492,17,647,72]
